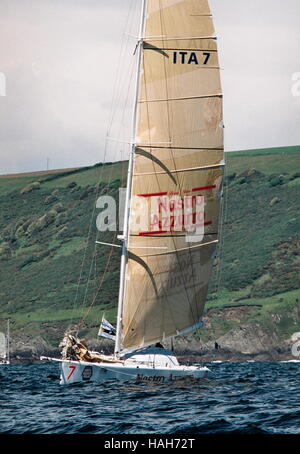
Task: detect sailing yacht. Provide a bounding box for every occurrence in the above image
[42,0,224,384]
[0,320,10,365]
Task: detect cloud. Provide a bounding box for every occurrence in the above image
[0,0,139,174]
[0,0,299,174]
[210,0,300,151]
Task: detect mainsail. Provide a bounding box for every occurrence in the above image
[120,0,224,351]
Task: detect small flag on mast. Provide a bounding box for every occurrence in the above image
[98,316,116,341]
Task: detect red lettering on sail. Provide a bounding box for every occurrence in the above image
[137,185,216,198]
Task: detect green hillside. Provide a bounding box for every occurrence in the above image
[0,146,299,352]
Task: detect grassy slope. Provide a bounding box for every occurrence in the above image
[0,146,299,348]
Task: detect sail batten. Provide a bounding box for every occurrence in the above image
[128,239,219,258]
[139,94,222,103]
[134,163,224,176]
[144,36,217,41]
[120,0,224,351]
[136,146,224,149]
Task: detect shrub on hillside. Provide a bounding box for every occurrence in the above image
[53,203,65,213]
[18,255,37,269]
[54,212,68,227]
[0,242,11,259]
[269,175,284,187]
[289,172,300,181]
[44,194,58,205]
[67,182,77,189]
[20,181,41,194]
[237,177,247,185]
[26,210,57,235]
[56,226,69,238]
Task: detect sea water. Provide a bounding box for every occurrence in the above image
[0,361,299,434]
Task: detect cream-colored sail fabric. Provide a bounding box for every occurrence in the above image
[121,0,224,350]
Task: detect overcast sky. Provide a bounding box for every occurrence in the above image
[0,0,299,175]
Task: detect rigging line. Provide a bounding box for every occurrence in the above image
[77,234,116,330]
[158,1,199,326]
[74,117,128,314]
[70,170,106,326]
[78,17,139,329]
[80,237,99,313]
[109,49,135,135]
[107,0,138,133]
[70,1,138,327]
[79,133,130,321]
[108,0,140,142]
[217,158,228,293]
[215,154,228,297]
[74,127,124,323]
[78,127,131,329]
[108,33,137,152]
[78,123,130,322]
[75,163,118,324]
[119,58,137,147]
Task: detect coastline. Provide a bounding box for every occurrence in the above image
[8,345,297,364]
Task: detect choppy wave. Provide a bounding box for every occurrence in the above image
[0,361,299,434]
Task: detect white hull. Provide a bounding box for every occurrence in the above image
[58,359,210,385]
[0,360,9,365]
[42,348,211,385]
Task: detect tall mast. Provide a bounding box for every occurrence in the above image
[115,0,147,354]
[7,319,10,363]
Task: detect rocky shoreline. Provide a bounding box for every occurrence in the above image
[177,346,297,363]
[8,334,297,364]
